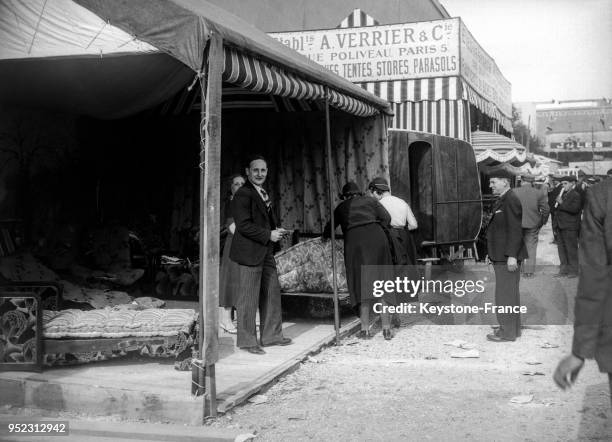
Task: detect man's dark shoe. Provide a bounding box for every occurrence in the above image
[486,333,515,342]
[262,337,293,347]
[553,272,568,278]
[243,346,266,355]
[383,329,393,340]
[566,274,578,279]
[357,330,372,340]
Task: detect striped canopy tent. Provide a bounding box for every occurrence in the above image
[0,0,390,119]
[338,10,512,141]
[471,130,529,165]
[0,0,392,415]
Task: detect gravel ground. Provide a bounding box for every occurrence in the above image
[207,323,611,441]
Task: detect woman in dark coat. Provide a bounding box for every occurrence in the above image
[323,182,395,340]
[219,173,246,333]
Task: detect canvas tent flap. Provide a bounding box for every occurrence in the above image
[0,54,195,118]
[75,0,391,114]
[0,0,157,60]
[1,0,391,118]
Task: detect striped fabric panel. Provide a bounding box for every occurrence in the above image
[471,130,526,163]
[390,99,471,141]
[357,77,463,102]
[463,81,512,133]
[338,9,380,28]
[222,47,379,117]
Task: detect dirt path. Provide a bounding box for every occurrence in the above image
[205,323,610,441]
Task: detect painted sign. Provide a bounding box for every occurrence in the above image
[550,141,612,149]
[459,22,512,117]
[270,18,461,82]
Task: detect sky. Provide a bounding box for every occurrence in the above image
[442,0,612,103]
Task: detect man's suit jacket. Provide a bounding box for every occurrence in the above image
[573,180,612,372]
[555,187,583,230]
[548,184,562,216]
[486,189,527,262]
[513,185,550,229]
[230,181,278,266]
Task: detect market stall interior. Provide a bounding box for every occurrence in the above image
[0,0,392,417]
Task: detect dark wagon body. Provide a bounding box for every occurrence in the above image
[388,129,483,259]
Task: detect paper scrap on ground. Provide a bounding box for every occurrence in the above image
[450,349,480,358]
[526,361,542,365]
[510,394,534,404]
[235,433,257,442]
[522,371,545,376]
[248,395,268,405]
[444,339,468,347]
[541,342,559,349]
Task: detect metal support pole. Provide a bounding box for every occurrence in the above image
[324,88,341,344]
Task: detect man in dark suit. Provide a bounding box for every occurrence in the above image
[554,175,583,278]
[548,175,563,244]
[554,179,612,405]
[486,171,527,342]
[230,155,292,354]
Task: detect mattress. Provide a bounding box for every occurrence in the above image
[275,237,348,293]
[43,308,197,338]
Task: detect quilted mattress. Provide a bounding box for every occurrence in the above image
[275,237,348,293]
[43,308,197,339]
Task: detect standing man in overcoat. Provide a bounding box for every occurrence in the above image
[554,179,612,405]
[554,175,583,278]
[513,175,549,277]
[486,171,527,342]
[230,155,292,354]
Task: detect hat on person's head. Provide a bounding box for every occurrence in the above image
[340,181,361,199]
[586,177,598,185]
[488,169,514,180]
[560,175,577,182]
[368,177,390,192]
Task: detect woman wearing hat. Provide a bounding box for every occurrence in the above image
[323,182,395,340]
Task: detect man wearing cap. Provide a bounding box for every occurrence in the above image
[367,177,418,268]
[486,170,527,342]
[554,175,583,278]
[513,175,550,277]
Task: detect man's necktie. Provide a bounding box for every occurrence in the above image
[260,188,271,209]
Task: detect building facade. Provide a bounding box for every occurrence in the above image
[535,99,612,163]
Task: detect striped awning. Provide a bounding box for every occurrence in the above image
[358,77,464,102]
[472,130,527,163]
[222,47,379,117]
[357,77,468,140]
[337,8,380,28]
[390,100,471,141]
[464,84,512,133]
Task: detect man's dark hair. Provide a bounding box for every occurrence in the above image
[246,154,267,169]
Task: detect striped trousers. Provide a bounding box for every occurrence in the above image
[235,249,284,348]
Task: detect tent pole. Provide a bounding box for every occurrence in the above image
[199,33,223,420]
[324,87,341,344]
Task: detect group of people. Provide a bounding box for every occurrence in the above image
[218,154,419,354]
[485,169,612,403]
[322,178,418,340]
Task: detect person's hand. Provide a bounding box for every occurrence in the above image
[229,222,236,235]
[554,354,584,390]
[270,229,284,242]
[507,257,518,272]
